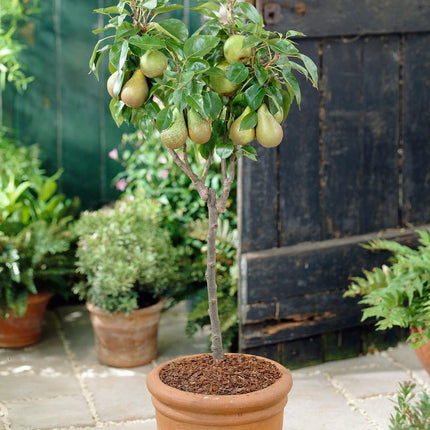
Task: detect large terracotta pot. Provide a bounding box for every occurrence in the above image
[147,353,293,430]
[411,326,430,375]
[87,300,164,368]
[0,292,52,348]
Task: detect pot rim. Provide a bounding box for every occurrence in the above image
[86,298,164,317]
[147,353,293,414]
[26,292,53,304]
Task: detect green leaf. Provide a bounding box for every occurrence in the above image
[186,95,204,112]
[206,91,222,120]
[40,179,57,201]
[239,111,257,131]
[186,59,210,73]
[241,145,258,161]
[142,0,157,9]
[156,107,173,131]
[244,83,266,110]
[283,72,301,106]
[254,63,268,85]
[243,35,261,49]
[94,6,128,16]
[118,39,129,71]
[225,62,249,84]
[270,39,299,55]
[109,99,125,127]
[152,4,184,16]
[216,141,234,159]
[286,30,305,38]
[128,35,165,50]
[156,19,189,42]
[198,139,215,159]
[299,53,319,88]
[184,35,220,59]
[235,1,261,24]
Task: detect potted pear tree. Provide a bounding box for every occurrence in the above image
[89,0,317,427]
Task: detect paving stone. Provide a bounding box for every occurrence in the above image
[84,373,155,422]
[7,396,94,429]
[386,343,430,386]
[284,374,373,430]
[0,372,82,401]
[355,395,395,429]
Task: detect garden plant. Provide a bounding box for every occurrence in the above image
[90,0,318,364]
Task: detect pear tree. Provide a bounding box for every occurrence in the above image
[90,0,318,361]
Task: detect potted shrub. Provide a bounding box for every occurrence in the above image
[73,194,179,367]
[0,135,78,347]
[90,0,317,426]
[344,231,430,374]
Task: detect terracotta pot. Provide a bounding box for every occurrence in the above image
[410,326,430,375]
[87,300,164,368]
[0,292,52,348]
[147,353,293,430]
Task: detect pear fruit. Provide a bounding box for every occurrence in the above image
[229,107,255,145]
[161,109,188,149]
[140,50,168,78]
[209,61,239,97]
[120,69,148,108]
[187,110,212,144]
[256,104,283,148]
[223,35,252,64]
[107,71,119,98]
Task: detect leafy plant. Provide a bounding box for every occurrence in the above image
[344,230,430,347]
[73,194,179,313]
[0,0,40,91]
[89,0,317,360]
[0,133,78,318]
[389,381,430,430]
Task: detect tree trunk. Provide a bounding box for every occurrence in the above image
[206,188,224,361]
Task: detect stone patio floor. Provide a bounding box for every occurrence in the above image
[0,303,429,430]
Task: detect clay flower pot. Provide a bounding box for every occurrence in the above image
[87,300,164,368]
[0,292,52,348]
[147,353,293,430]
[410,326,430,375]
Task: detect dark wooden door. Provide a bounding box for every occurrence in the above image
[239,0,430,365]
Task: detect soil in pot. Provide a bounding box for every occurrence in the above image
[87,299,164,368]
[147,353,293,430]
[0,292,52,348]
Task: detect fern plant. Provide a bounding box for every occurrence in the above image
[344,230,430,347]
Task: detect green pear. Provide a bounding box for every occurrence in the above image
[223,35,252,64]
[120,69,148,108]
[229,106,255,145]
[256,104,283,148]
[187,110,212,144]
[161,109,188,149]
[107,71,119,98]
[209,61,239,97]
[140,50,168,78]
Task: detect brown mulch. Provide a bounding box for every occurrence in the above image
[159,354,281,395]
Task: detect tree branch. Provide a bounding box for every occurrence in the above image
[216,148,237,213]
[201,151,214,185]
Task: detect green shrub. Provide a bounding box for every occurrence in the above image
[73,194,179,313]
[389,381,430,430]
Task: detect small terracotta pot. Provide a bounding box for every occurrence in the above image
[87,300,164,368]
[410,326,430,375]
[147,353,293,430]
[0,292,52,348]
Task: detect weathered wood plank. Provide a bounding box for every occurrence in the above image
[402,33,430,225]
[279,40,320,246]
[238,146,278,253]
[322,37,399,239]
[264,0,430,38]
[240,225,421,306]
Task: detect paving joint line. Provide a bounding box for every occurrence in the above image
[382,349,430,392]
[53,310,101,426]
[5,394,85,404]
[322,371,382,430]
[50,417,156,430]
